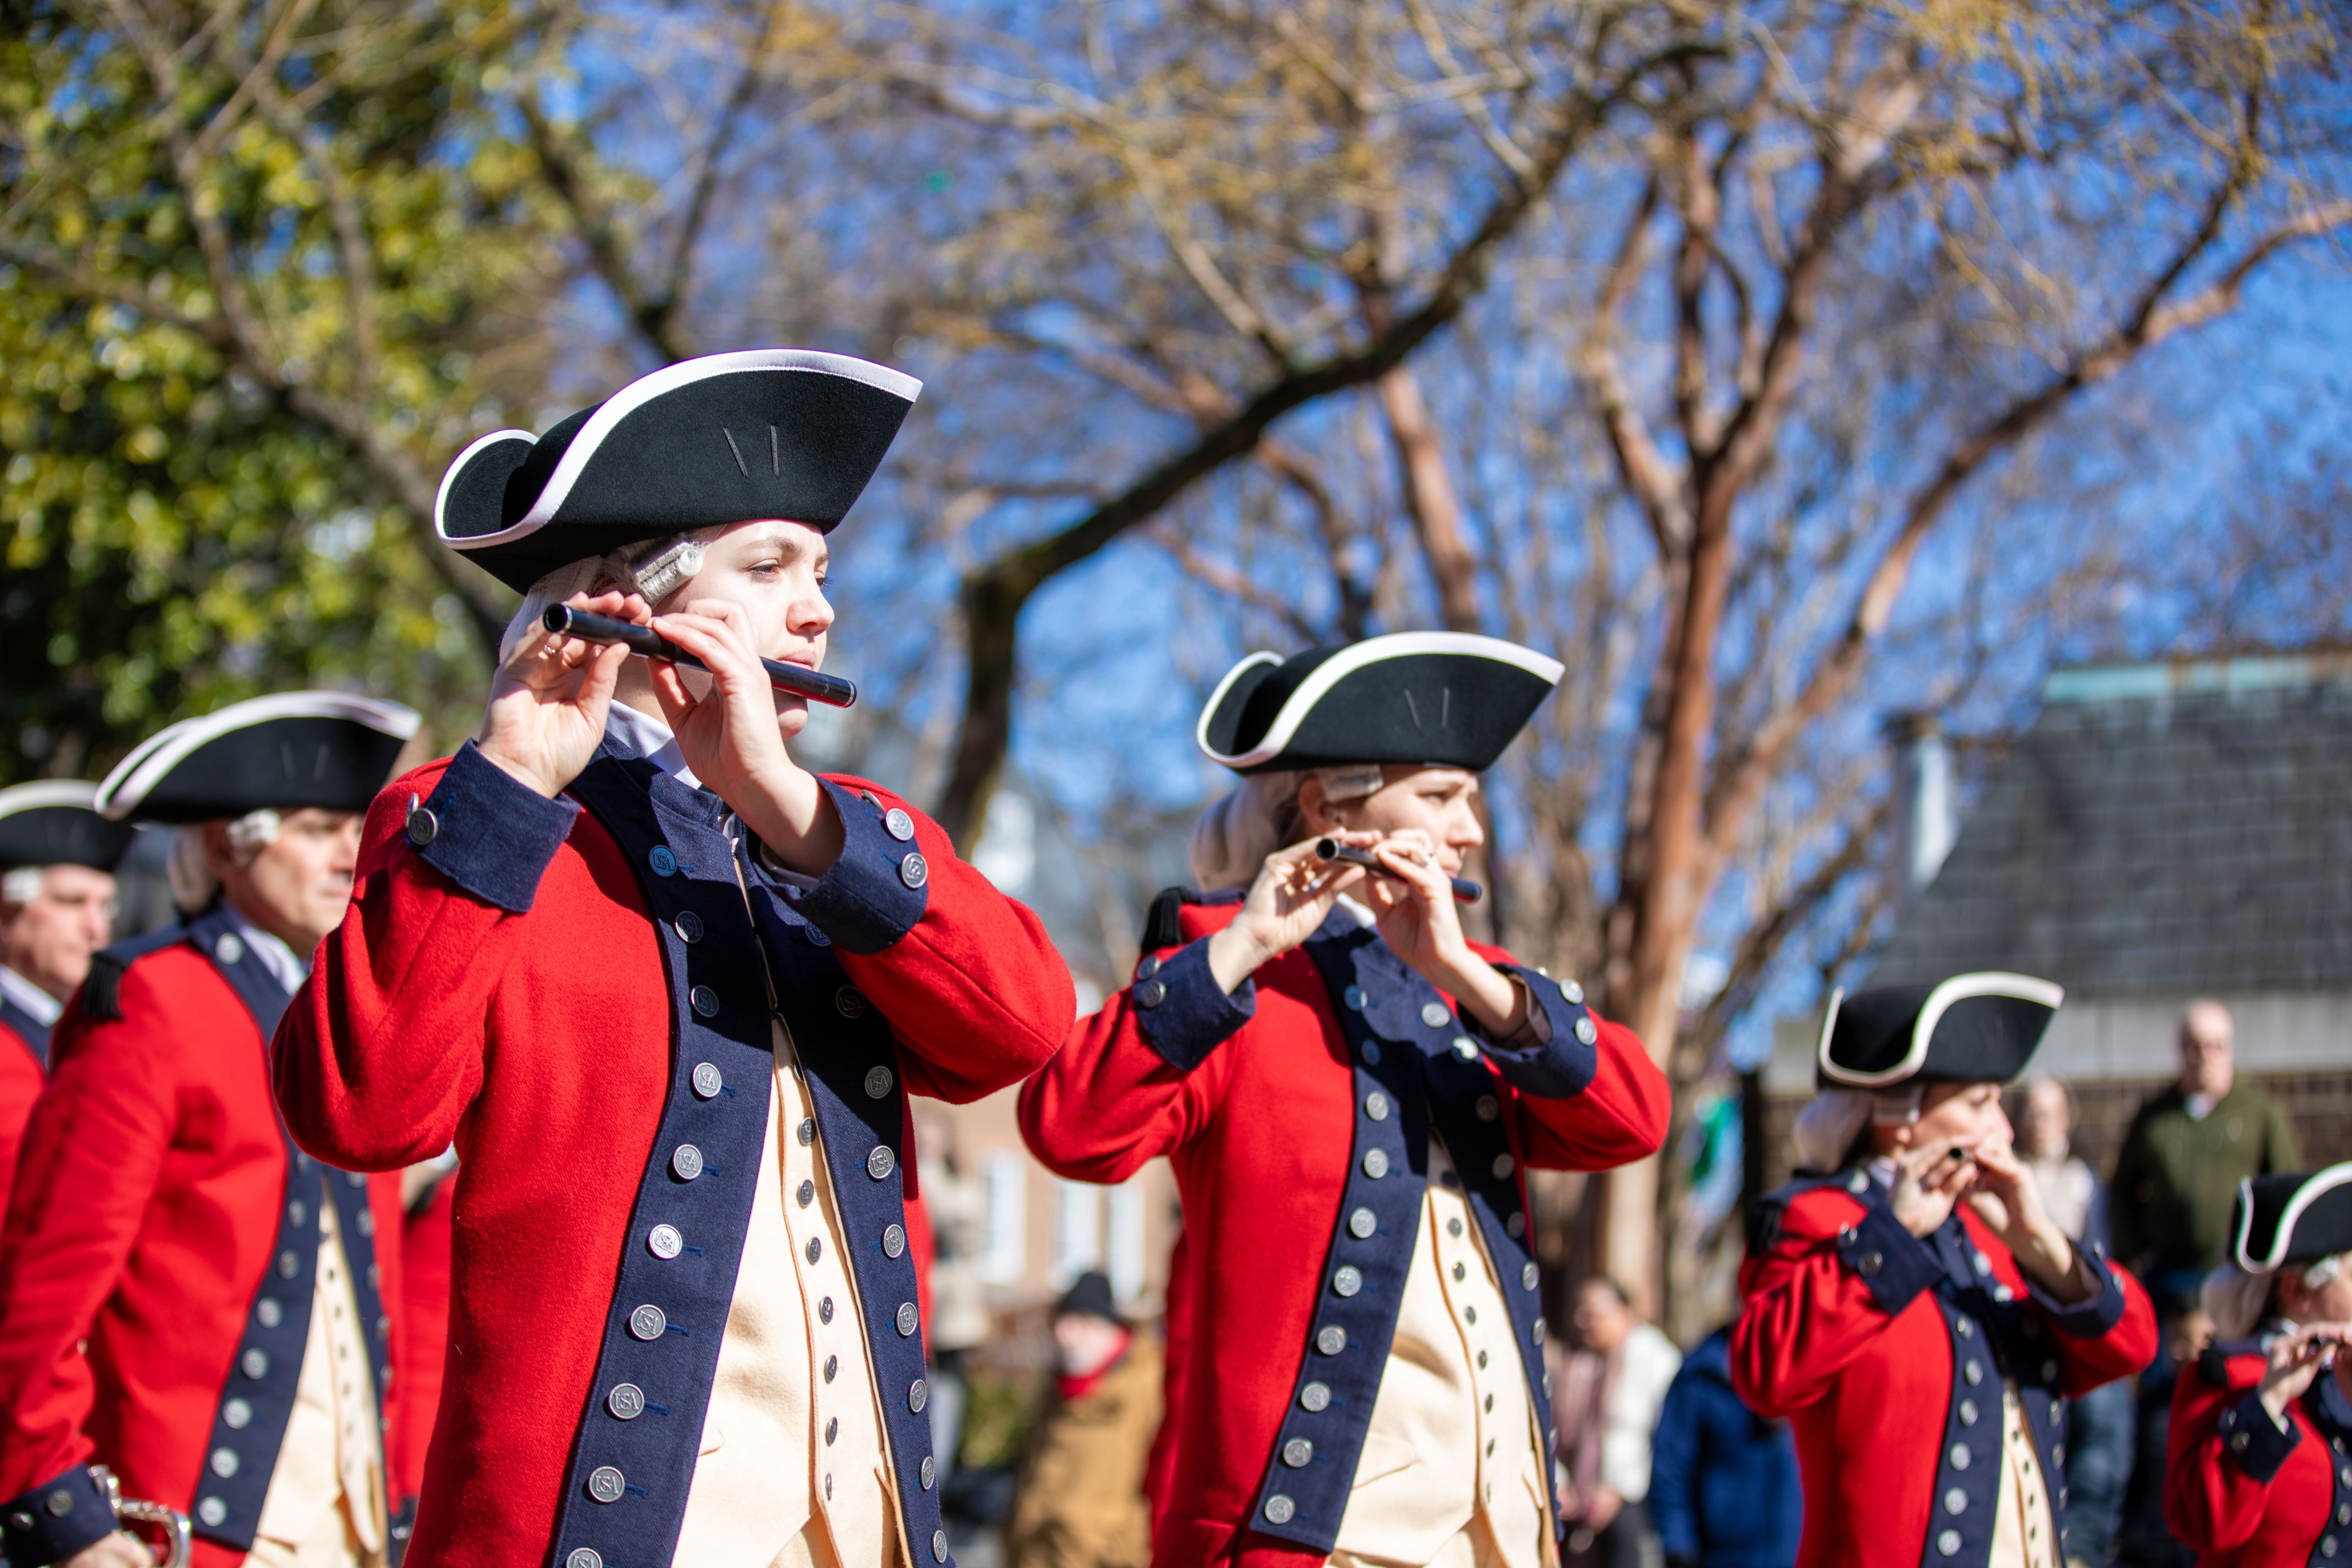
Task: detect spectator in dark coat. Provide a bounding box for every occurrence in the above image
[1650,1326,1801,1568]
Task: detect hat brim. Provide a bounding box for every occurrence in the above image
[1817,973,2064,1089]
[97,693,420,824]
[0,782,139,872]
[1198,633,1563,774]
[435,350,921,593]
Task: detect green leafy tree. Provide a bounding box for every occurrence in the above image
[0,0,568,778]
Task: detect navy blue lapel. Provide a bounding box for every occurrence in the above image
[1246,913,1555,1554]
[181,902,293,1040]
[0,987,51,1069]
[169,902,394,1552]
[544,732,952,1568]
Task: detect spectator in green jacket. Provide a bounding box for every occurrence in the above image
[2109,999,2298,1311]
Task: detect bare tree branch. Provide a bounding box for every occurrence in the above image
[1699,195,2352,868]
[930,40,1712,841]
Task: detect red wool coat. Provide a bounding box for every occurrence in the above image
[1732,1172,2158,1568]
[1019,893,1670,1567]
[0,1011,44,1222]
[0,923,411,1568]
[394,1170,456,1519]
[2163,1335,2352,1566]
[272,744,1073,1568]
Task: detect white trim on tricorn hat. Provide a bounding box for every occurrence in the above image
[432,427,537,546]
[0,780,104,818]
[514,350,918,538]
[1817,971,2065,1088]
[1196,631,1565,772]
[0,780,139,875]
[430,349,923,591]
[2231,1163,2352,1273]
[96,692,420,821]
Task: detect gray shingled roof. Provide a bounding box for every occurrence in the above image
[1870,655,2352,995]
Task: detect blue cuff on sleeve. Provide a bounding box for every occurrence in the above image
[408,740,581,915]
[2028,1250,2129,1338]
[2,1464,118,1566]
[1836,1202,1945,1316]
[1133,937,1255,1072]
[2217,1390,2301,1483]
[788,779,929,955]
[1476,964,1600,1099]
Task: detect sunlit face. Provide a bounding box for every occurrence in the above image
[2020,1079,2071,1160]
[2179,1002,2235,1100]
[209,808,363,955]
[1303,765,1485,874]
[1873,1080,2013,1160]
[648,519,835,739]
[1573,1280,1634,1355]
[0,863,119,1001]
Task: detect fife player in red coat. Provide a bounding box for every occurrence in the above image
[2163,1164,2352,1567]
[0,782,136,1219]
[0,694,422,1568]
[1021,633,1672,1568]
[272,350,1076,1568]
[1732,976,2158,1568]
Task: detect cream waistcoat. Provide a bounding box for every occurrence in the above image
[1331,1139,1555,1568]
[1987,1382,2060,1568]
[670,1017,903,1568]
[249,1192,387,1567]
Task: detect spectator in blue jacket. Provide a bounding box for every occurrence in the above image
[1648,1326,1801,1568]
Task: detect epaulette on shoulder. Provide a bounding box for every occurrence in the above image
[1139,885,1244,955]
[79,924,192,1023]
[1746,1169,1861,1257]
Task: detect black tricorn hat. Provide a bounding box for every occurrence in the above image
[1197,632,1563,775]
[1816,973,2065,1090]
[434,349,922,592]
[2230,1165,2352,1273]
[95,693,420,825]
[0,782,138,874]
[1055,1270,1122,1324]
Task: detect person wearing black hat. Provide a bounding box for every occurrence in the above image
[273,349,1076,1568]
[0,694,422,1568]
[1020,633,1672,1568]
[1730,977,2159,1568]
[1003,1272,1162,1568]
[0,782,137,1216]
[2162,1165,2352,1566]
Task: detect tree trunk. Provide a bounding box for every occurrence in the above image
[1378,365,1480,632]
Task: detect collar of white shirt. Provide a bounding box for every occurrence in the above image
[218,904,310,995]
[606,701,702,790]
[0,964,62,1027]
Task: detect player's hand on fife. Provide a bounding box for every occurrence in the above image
[644,597,843,875]
[479,589,642,799]
[1206,833,1373,992]
[2259,1322,2352,1421]
[1891,1139,1981,1239]
[1966,1138,2096,1300]
[1358,830,1530,1040]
